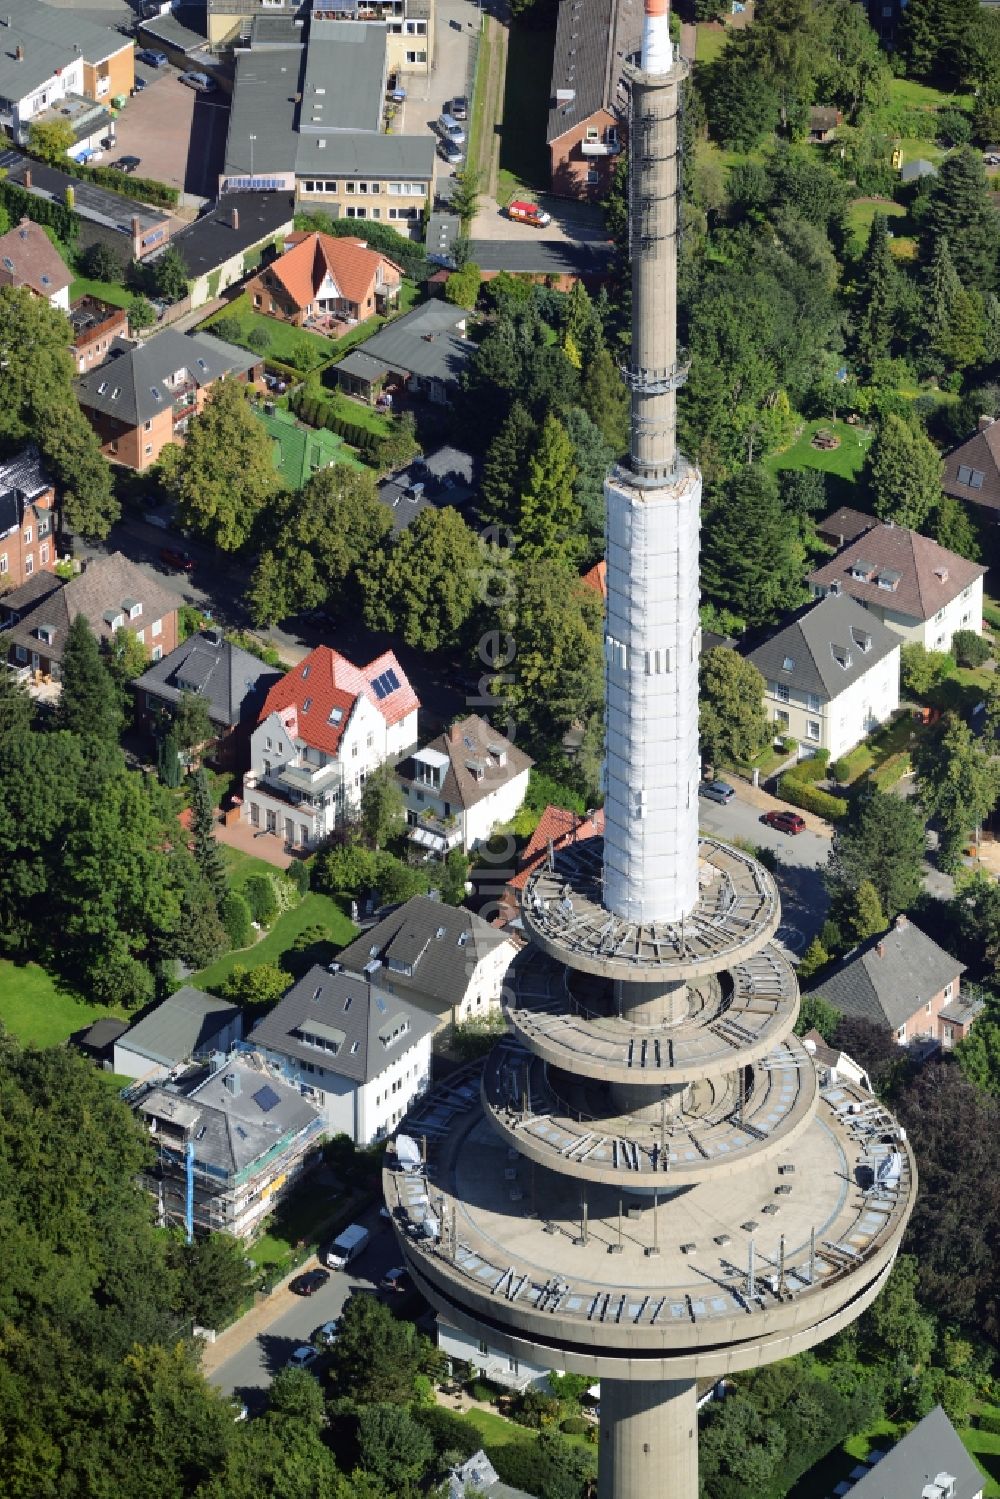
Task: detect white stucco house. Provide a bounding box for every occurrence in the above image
[241,643,419,849]
[808,522,985,653]
[746,593,900,760]
[396,716,533,856]
[437,1320,556,1392]
[335,895,516,1034]
[246,963,435,1144]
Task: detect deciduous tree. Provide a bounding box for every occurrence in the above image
[168,378,279,551]
[699,648,768,770]
[825,788,926,922]
[913,712,999,870]
[361,506,481,651]
[359,762,405,850]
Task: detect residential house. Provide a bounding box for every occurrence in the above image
[0,446,57,591]
[334,299,474,405]
[0,219,72,310]
[133,628,281,765]
[581,559,607,600]
[4,550,179,681]
[220,22,435,231]
[246,962,435,1143]
[164,192,296,311]
[840,1406,984,1498]
[336,896,517,1032]
[499,804,605,926]
[312,0,434,80]
[745,593,900,760]
[113,985,244,1081]
[75,329,262,472]
[242,643,419,848]
[0,0,134,146]
[446,1449,538,1499]
[546,0,638,201]
[397,716,533,856]
[69,296,129,374]
[815,505,876,551]
[437,1323,554,1390]
[900,157,937,183]
[808,523,986,652]
[0,571,62,630]
[133,1056,324,1239]
[245,230,403,327]
[942,415,1000,520]
[810,914,973,1048]
[0,151,172,262]
[377,444,476,531]
[808,105,842,142]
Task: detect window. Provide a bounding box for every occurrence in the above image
[24,556,33,576]
[926,1000,932,1014]
[775,709,790,729]
[37,517,48,536]
[586,168,599,185]
[151,645,162,661]
[345,181,356,195]
[806,719,820,741]
[944,981,953,1000]
[136,629,144,645]
[39,543,49,565]
[346,206,367,219]
[957,464,985,490]
[896,1024,906,1042]
[23,527,31,545]
[143,419,152,432]
[151,617,161,637]
[0,554,7,575]
[774,682,790,703]
[807,693,821,713]
[128,602,141,620]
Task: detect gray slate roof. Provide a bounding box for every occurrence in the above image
[745,593,899,702]
[342,300,473,386]
[547,0,641,145]
[336,896,512,1017]
[75,329,258,426]
[0,568,62,624]
[119,986,242,1069]
[248,963,436,1083]
[300,20,386,135]
[133,630,281,728]
[138,1059,319,1177]
[378,444,476,531]
[296,129,435,180]
[168,193,296,281]
[0,0,129,103]
[813,918,964,1032]
[6,550,178,665]
[842,1405,983,1498]
[449,1450,536,1499]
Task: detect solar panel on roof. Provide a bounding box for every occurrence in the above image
[253,1083,281,1113]
[384,667,400,693]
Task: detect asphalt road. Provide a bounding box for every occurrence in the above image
[208,1220,401,1411]
[468,238,614,274]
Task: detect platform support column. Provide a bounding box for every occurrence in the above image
[597,1377,698,1499]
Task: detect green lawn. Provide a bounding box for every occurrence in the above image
[69,277,136,310]
[886,76,970,113]
[201,294,335,372]
[468,22,494,187]
[695,23,728,63]
[454,1406,593,1456]
[220,845,292,884]
[192,891,357,993]
[793,1410,998,1499]
[497,19,555,199]
[0,960,117,1048]
[964,1406,1000,1498]
[767,419,873,483]
[845,198,908,252]
[254,404,363,484]
[834,712,916,785]
[314,385,394,436]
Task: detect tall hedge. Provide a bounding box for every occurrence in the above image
[0,180,76,245]
[776,775,847,821]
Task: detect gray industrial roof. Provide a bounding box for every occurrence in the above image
[300,20,386,135]
[745,593,899,703]
[248,963,436,1083]
[547,0,640,145]
[842,1405,983,1498]
[119,986,242,1068]
[342,299,473,385]
[224,45,304,178]
[812,917,965,1033]
[336,896,512,1017]
[133,630,281,728]
[0,0,130,103]
[168,193,296,280]
[75,328,258,425]
[295,130,434,180]
[0,148,169,238]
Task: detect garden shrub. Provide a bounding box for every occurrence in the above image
[219,890,253,949]
[952,628,991,668]
[978,1410,1000,1435]
[777,776,848,821]
[288,859,311,896]
[244,873,278,927]
[829,757,852,783]
[560,1416,589,1435]
[412,1405,481,1459]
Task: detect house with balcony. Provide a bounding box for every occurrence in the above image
[336,895,517,1033]
[0,446,57,592]
[133,629,281,767]
[75,329,262,473]
[246,962,435,1143]
[246,230,402,331]
[808,523,985,653]
[4,550,178,683]
[69,296,129,374]
[241,643,418,849]
[0,0,134,147]
[546,0,639,201]
[809,914,977,1049]
[745,593,900,761]
[396,716,532,857]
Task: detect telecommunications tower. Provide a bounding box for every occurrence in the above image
[384,3,916,1493]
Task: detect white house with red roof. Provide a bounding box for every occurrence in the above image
[241,644,419,849]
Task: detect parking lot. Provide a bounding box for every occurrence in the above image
[109,67,229,201]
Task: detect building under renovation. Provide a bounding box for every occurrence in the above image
[132,1056,323,1240]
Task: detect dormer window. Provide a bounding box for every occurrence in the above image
[831,643,852,670]
[957,464,985,490]
[876,569,901,592]
[127,601,141,620]
[782,655,795,672]
[849,559,875,582]
[852,628,872,653]
[36,623,54,646]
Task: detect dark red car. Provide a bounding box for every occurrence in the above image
[160,546,194,573]
[760,810,806,835]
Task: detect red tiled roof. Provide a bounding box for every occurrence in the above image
[268,232,403,313]
[258,644,418,756]
[507,804,605,895]
[581,560,607,599]
[807,524,985,623]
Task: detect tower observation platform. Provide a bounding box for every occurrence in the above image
[382,0,916,1492]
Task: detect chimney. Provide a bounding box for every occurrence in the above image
[223,1071,241,1097]
[875,941,885,959]
[979,414,995,432]
[449,721,462,744]
[22,167,30,188]
[895,913,908,931]
[14,42,23,61]
[232,207,239,231]
[131,215,140,237]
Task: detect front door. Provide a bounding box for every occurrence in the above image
[266,809,276,833]
[284,817,295,847]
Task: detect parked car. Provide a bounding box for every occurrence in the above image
[179,71,216,92]
[699,779,735,804]
[112,155,141,174]
[436,112,466,145]
[381,1267,412,1294]
[760,809,806,835]
[438,138,464,167]
[288,1345,320,1369]
[290,1269,330,1297]
[450,96,468,120]
[159,546,194,572]
[132,76,147,92]
[136,49,168,67]
[505,199,552,228]
[313,1319,340,1347]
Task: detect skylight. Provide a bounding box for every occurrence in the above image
[252,1084,281,1113]
[302,697,312,713]
[328,706,343,724]
[302,665,311,680]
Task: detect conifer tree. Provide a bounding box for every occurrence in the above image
[923,149,1000,293]
[701,467,806,628]
[923,238,985,373]
[854,214,899,376]
[850,880,888,942]
[479,402,537,529]
[866,415,942,530]
[57,615,122,743]
[580,346,630,455]
[517,414,581,564]
[189,769,227,901]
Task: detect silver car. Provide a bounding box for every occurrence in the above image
[699,779,735,804]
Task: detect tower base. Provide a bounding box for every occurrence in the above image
[597,1378,698,1499]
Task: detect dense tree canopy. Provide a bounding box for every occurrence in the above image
[165,379,279,551]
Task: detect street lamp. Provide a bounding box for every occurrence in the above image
[248,133,257,186]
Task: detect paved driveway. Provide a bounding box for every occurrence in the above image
[111,70,228,200]
[206,1218,400,1411]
